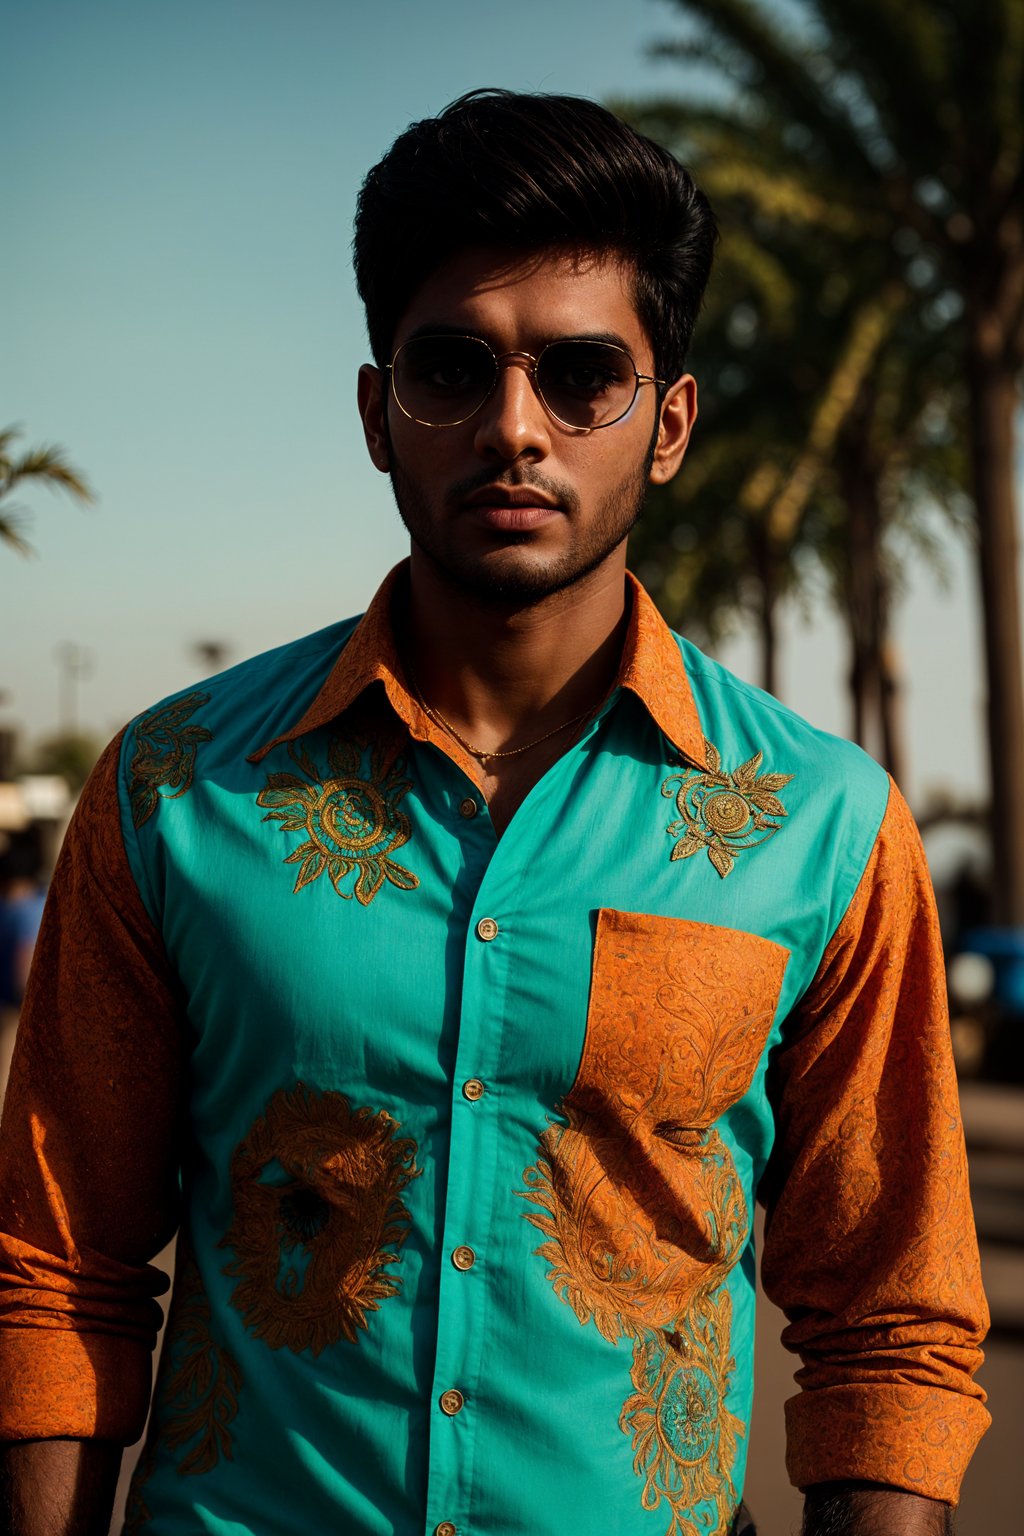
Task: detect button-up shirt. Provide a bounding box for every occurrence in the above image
[0,566,989,1536]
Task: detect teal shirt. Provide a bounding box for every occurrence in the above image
[76,568,976,1532]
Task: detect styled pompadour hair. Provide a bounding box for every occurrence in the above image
[353,89,717,386]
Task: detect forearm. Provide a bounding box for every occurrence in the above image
[0,1439,122,1536]
[803,1482,954,1536]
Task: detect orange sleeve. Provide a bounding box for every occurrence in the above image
[0,732,186,1443]
[760,778,990,1504]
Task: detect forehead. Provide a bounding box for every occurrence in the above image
[392,247,648,356]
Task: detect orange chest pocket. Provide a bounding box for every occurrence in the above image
[571,908,790,1132]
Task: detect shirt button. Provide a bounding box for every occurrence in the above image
[440,1388,465,1416]
[462,1078,485,1101]
[452,1245,476,1271]
[458,797,478,818]
[476,917,499,941]
[435,1524,458,1536]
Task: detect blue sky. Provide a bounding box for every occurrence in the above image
[2,0,1013,812]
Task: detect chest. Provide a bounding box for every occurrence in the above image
[144,713,822,1141]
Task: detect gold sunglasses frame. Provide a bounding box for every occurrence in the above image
[385,335,665,434]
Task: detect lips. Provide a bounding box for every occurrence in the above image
[461,485,563,532]
[462,486,561,512]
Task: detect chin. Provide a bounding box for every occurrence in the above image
[418,540,615,605]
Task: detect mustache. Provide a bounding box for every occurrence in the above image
[446,467,580,515]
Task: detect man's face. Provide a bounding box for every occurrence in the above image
[358,246,696,604]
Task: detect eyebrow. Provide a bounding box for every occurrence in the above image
[400,323,637,353]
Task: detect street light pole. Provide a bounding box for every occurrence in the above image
[55,643,92,736]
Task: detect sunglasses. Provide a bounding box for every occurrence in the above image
[386,334,664,432]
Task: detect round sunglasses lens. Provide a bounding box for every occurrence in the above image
[392,337,494,424]
[537,342,637,428]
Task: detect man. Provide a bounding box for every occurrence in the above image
[0,91,988,1536]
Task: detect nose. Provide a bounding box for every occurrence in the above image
[472,354,552,463]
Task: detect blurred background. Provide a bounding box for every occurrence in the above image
[2,2,1021,1531]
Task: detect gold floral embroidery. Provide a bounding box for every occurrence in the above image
[662,738,793,878]
[123,1245,241,1530]
[520,912,788,1536]
[220,1083,420,1355]
[128,691,212,828]
[622,1289,745,1536]
[521,1116,747,1345]
[257,735,418,904]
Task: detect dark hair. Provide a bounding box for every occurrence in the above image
[353,89,717,385]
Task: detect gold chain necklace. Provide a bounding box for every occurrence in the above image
[412,682,598,765]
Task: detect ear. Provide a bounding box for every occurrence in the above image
[358,364,390,473]
[648,374,697,486]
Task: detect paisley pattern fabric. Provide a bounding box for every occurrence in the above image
[761,785,990,1503]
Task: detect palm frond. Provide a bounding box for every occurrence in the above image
[766,284,907,546]
[0,425,24,480]
[811,0,959,175]
[2,444,95,503]
[654,0,880,180]
[0,505,35,556]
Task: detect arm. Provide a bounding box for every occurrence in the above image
[802,1482,953,1535]
[0,735,187,1534]
[0,1440,122,1536]
[760,779,989,1514]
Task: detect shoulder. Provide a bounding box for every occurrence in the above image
[115,616,363,828]
[130,617,361,748]
[674,635,893,907]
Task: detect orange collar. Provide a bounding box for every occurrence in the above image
[249,562,707,772]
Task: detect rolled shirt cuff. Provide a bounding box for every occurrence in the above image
[0,1324,153,1442]
[785,1382,992,1505]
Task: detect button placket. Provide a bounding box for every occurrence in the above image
[427,852,520,1533]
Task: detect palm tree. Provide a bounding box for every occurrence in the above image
[0,426,94,554]
[637,0,1024,921]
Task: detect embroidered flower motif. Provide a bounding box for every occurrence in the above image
[220,1083,420,1355]
[257,735,418,905]
[662,738,793,878]
[621,1289,744,1536]
[128,691,212,828]
[123,1244,240,1529]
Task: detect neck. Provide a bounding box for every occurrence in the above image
[404,549,630,752]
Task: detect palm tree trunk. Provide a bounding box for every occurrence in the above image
[879,640,905,789]
[752,528,779,698]
[837,427,909,783]
[966,322,1024,924]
